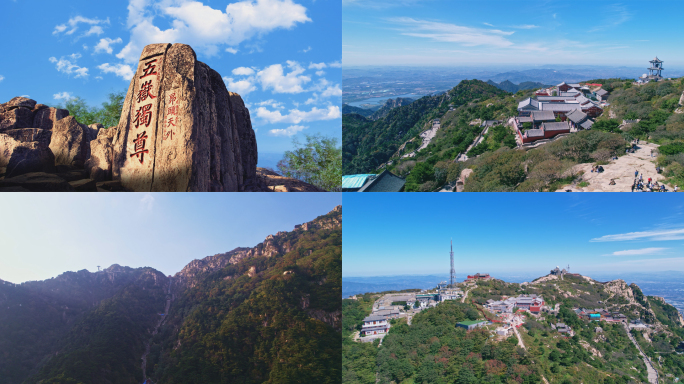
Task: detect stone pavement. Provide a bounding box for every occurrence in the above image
[557,142,673,192]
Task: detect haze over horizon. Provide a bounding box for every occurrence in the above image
[343,0,684,67]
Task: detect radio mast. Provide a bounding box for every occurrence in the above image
[450,239,455,287]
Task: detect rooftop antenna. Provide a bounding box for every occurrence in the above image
[450,238,455,288]
[97,266,101,272]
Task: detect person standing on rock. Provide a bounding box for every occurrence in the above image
[675,185,679,192]
[635,170,639,178]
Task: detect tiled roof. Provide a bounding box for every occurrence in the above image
[363,314,388,322]
[531,111,556,122]
[596,89,609,96]
[517,116,533,123]
[566,109,588,123]
[518,97,539,110]
[543,122,570,131]
[537,96,577,102]
[580,119,594,129]
[358,170,406,192]
[540,103,581,112]
[526,129,544,137]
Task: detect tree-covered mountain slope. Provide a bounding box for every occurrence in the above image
[0,206,342,384]
[343,273,684,384]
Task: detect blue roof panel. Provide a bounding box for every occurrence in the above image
[342,174,374,189]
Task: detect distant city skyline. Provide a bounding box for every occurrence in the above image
[343,193,684,277]
[0,193,341,284]
[343,1,684,67]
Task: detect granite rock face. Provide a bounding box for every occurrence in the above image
[33,107,69,130]
[49,116,90,167]
[5,97,36,110]
[0,107,34,132]
[111,43,258,191]
[85,128,116,181]
[5,142,56,177]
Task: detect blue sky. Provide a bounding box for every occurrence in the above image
[0,193,340,284]
[343,0,684,67]
[0,0,341,168]
[343,193,684,278]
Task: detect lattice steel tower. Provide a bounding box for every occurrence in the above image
[450,239,455,287]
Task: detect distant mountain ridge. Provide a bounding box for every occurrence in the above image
[486,79,550,93]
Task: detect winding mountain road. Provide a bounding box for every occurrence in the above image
[623,323,659,384]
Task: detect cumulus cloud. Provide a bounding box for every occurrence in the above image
[53,16,110,36]
[53,92,74,101]
[116,0,311,63]
[49,54,89,78]
[98,63,135,80]
[94,37,123,54]
[257,61,310,93]
[0,75,4,82]
[308,62,326,70]
[605,247,668,256]
[591,228,684,242]
[225,47,238,54]
[232,67,255,76]
[222,76,257,95]
[254,99,285,109]
[269,124,307,136]
[315,70,325,76]
[328,61,342,68]
[256,105,340,124]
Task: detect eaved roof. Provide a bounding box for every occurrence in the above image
[363,314,388,322]
[525,129,545,137]
[542,121,570,131]
[531,111,556,122]
[596,89,609,96]
[566,109,588,124]
[537,96,577,102]
[557,82,567,87]
[568,83,581,88]
[540,103,581,112]
[575,95,592,105]
[358,169,406,192]
[560,90,581,97]
[580,119,594,129]
[518,97,539,110]
[342,174,375,189]
[517,116,533,123]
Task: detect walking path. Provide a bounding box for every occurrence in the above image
[402,120,441,158]
[557,143,671,192]
[623,323,659,384]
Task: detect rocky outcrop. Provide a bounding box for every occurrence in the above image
[49,116,90,167]
[111,43,259,192]
[255,168,326,192]
[33,107,69,130]
[0,106,34,132]
[0,172,75,191]
[175,206,342,288]
[5,142,56,177]
[85,128,116,181]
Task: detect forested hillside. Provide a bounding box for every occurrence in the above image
[0,207,342,384]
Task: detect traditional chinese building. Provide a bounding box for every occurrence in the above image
[361,314,390,336]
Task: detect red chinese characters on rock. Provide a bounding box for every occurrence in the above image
[130,131,149,164]
[140,59,158,79]
[133,104,153,129]
[137,80,157,103]
[163,92,178,141]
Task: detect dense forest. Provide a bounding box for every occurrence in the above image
[343,274,684,384]
[343,77,684,192]
[0,207,342,384]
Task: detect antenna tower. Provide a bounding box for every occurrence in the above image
[450,239,455,287]
[97,266,101,272]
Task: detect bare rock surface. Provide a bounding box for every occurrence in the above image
[255,168,326,192]
[111,43,258,191]
[3,128,52,147]
[32,107,69,130]
[50,116,89,167]
[0,107,34,132]
[85,128,116,181]
[5,142,56,177]
[5,97,36,110]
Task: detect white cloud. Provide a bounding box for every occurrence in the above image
[483,22,494,27]
[116,0,311,63]
[256,105,340,124]
[255,99,284,109]
[328,61,342,68]
[85,25,105,36]
[53,92,74,101]
[140,193,155,211]
[301,46,311,53]
[389,17,514,48]
[225,47,238,54]
[269,124,307,136]
[222,76,257,95]
[83,44,88,50]
[98,63,135,80]
[591,228,684,242]
[315,70,325,76]
[0,75,4,82]
[511,24,539,29]
[308,62,326,70]
[49,54,89,78]
[94,37,123,54]
[232,67,255,76]
[257,61,310,93]
[605,247,668,256]
[53,16,110,36]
